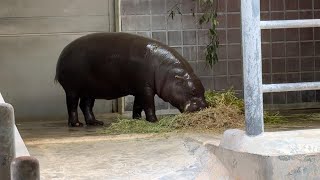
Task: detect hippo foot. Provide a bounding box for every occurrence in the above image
[68,122,84,127]
[132,114,142,119]
[146,117,158,123]
[86,120,104,126]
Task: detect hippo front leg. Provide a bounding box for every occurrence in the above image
[133,96,143,119]
[142,87,158,122]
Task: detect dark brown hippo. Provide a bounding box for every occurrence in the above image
[55,32,208,127]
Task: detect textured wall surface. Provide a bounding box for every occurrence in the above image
[261,0,320,106]
[0,0,115,119]
[121,0,233,112]
[121,0,320,112]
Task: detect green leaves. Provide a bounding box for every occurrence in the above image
[198,0,219,68]
[168,3,182,20]
[168,0,220,69]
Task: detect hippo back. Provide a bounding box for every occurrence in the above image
[55,32,200,100]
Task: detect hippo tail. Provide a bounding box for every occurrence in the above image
[54,74,59,84]
[54,45,68,85]
[54,61,62,85]
[54,63,62,85]
[54,60,60,84]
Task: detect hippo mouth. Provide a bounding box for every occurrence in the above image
[183,98,208,113]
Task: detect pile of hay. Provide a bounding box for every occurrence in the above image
[174,90,245,130]
[103,89,287,134]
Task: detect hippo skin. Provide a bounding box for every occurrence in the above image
[55,32,208,127]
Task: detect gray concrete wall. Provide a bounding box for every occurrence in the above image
[0,0,115,120]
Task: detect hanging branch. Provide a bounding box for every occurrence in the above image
[168,0,219,69]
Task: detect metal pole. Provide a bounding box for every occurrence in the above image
[114,0,125,115]
[11,156,40,180]
[0,103,16,180]
[263,82,320,93]
[241,0,264,136]
[260,19,320,29]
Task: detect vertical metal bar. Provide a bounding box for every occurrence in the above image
[115,0,121,32]
[241,0,264,136]
[11,156,40,180]
[0,103,15,180]
[114,0,125,114]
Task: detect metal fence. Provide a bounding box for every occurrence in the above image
[0,92,40,180]
[241,0,320,136]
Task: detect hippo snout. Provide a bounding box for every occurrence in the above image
[183,98,208,113]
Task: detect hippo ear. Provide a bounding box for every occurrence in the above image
[183,73,191,80]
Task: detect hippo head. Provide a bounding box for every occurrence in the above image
[167,72,208,113]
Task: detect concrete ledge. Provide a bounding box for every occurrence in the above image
[11,156,40,180]
[220,129,320,156]
[0,101,29,157]
[0,102,15,179]
[206,129,320,180]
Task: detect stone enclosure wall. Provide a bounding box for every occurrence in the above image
[121,0,320,112]
[0,0,115,119]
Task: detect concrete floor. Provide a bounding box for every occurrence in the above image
[17,115,224,180]
[16,111,320,180]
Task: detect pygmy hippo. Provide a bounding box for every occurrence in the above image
[55,32,208,127]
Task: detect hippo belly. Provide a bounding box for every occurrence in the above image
[57,61,134,100]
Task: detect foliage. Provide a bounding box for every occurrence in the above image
[205,89,244,111]
[198,0,219,68]
[205,89,289,124]
[264,111,289,124]
[168,0,219,68]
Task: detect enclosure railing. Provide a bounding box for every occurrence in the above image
[0,92,40,180]
[241,0,320,136]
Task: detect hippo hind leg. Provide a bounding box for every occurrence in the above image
[132,96,143,119]
[66,93,83,127]
[79,97,104,126]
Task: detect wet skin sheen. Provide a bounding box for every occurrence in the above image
[55,32,208,127]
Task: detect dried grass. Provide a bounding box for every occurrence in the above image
[174,105,244,130]
[102,89,286,134]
